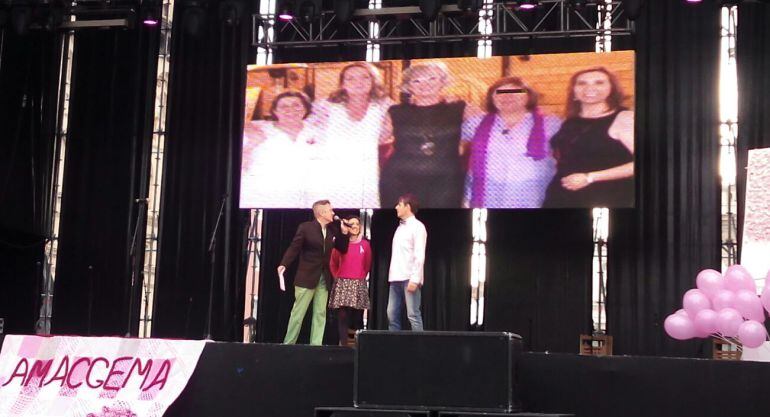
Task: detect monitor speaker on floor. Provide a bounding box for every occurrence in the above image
[354,331,522,412]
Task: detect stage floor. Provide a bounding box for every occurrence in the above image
[163,341,770,417]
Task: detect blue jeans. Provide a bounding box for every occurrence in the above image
[387,281,423,331]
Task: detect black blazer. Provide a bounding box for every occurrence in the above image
[280,220,349,289]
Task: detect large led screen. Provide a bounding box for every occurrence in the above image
[240,51,635,209]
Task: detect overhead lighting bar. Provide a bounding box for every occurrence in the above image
[59,18,132,29]
[352,4,465,16]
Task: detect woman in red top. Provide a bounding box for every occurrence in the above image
[329,215,373,346]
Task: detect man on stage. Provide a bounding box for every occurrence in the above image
[387,194,427,331]
[279,200,349,345]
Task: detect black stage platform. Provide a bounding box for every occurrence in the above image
[161,342,770,417]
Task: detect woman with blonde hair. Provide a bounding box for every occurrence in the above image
[307,62,393,208]
[543,66,634,208]
[379,62,479,208]
[463,76,562,208]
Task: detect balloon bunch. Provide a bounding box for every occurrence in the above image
[664,265,770,349]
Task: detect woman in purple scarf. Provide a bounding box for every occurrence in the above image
[463,77,562,208]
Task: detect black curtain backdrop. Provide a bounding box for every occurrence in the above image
[152,0,251,341]
[736,2,770,256]
[0,28,60,334]
[484,210,593,353]
[606,0,721,357]
[52,25,160,336]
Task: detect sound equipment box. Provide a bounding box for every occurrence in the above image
[354,331,522,412]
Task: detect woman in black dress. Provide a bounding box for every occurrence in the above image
[379,62,478,208]
[543,67,635,208]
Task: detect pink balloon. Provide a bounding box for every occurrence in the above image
[675,309,689,317]
[664,314,696,340]
[711,289,736,311]
[696,269,724,299]
[738,320,768,349]
[716,308,744,337]
[734,289,766,323]
[683,289,711,318]
[725,265,756,293]
[693,309,719,336]
[729,264,751,275]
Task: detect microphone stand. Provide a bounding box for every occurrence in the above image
[126,199,147,337]
[205,194,228,340]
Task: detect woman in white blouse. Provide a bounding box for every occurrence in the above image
[307,62,393,208]
[240,90,319,208]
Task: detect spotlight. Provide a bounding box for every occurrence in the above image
[40,6,63,31]
[11,5,32,35]
[182,0,206,37]
[457,0,483,13]
[142,8,159,26]
[419,0,441,21]
[517,0,539,10]
[333,0,354,24]
[220,1,242,26]
[0,8,8,30]
[685,0,702,3]
[277,0,295,21]
[621,0,643,21]
[297,0,319,24]
[567,0,588,9]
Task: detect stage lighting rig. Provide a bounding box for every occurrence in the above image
[254,0,634,48]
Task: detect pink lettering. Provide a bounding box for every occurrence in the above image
[142,360,171,392]
[103,356,132,391]
[67,357,91,389]
[126,359,153,389]
[44,356,70,387]
[24,359,53,387]
[86,357,109,389]
[1,358,29,387]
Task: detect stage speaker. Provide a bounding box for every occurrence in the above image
[354,331,522,412]
[317,408,428,417]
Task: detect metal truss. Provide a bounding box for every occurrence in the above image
[252,0,632,48]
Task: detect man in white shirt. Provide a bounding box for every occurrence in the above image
[387,194,427,331]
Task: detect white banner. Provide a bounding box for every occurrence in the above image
[0,335,206,417]
[741,147,770,289]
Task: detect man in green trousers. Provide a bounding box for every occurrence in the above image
[278,200,349,345]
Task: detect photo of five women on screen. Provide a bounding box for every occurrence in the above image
[239,60,634,209]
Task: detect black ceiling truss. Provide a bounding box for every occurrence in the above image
[252,0,633,48]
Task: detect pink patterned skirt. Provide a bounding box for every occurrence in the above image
[329,278,370,310]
